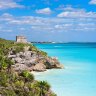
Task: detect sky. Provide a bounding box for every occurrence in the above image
[0,0,96,42]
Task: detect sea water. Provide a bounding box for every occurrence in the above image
[34,43,96,96]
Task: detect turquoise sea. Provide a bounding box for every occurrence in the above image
[34,43,96,96]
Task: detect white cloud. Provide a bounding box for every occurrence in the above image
[0,29,12,32]
[2,13,13,17]
[57,7,96,18]
[36,8,52,15]
[0,13,96,34]
[0,0,24,9]
[54,24,72,29]
[19,28,26,31]
[56,5,73,11]
[0,13,14,22]
[89,0,96,4]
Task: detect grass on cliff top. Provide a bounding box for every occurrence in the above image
[0,38,47,56]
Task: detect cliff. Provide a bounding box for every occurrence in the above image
[0,38,63,72]
[0,38,60,96]
[8,45,63,72]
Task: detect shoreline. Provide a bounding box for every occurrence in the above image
[31,68,64,75]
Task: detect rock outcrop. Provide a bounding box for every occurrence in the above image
[33,63,46,72]
[8,46,63,72]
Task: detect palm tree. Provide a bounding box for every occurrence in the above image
[0,56,13,71]
[33,81,50,96]
[20,70,34,82]
[0,56,7,70]
[5,58,14,73]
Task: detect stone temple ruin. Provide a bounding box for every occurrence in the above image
[16,36,28,43]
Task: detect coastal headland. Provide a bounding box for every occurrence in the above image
[10,36,63,72]
[0,36,63,96]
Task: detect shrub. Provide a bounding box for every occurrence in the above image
[0,56,13,70]
[2,89,16,96]
[0,71,8,87]
[14,80,24,88]
[20,70,34,82]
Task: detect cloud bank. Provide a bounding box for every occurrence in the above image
[57,7,96,18]
[0,0,24,9]
[89,0,96,4]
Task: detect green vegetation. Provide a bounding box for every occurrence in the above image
[29,45,47,57]
[0,69,56,96]
[0,38,48,71]
[0,38,56,96]
[0,55,14,70]
[20,70,34,82]
[0,38,47,70]
[0,38,47,56]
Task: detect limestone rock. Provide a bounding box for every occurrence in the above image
[14,57,22,63]
[33,63,46,72]
[12,64,28,71]
[8,47,63,72]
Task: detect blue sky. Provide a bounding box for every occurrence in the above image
[0,0,96,42]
